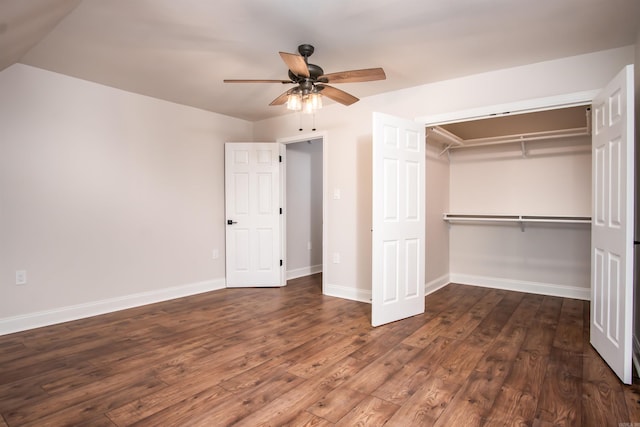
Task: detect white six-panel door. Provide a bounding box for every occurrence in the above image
[591,64,635,384]
[372,112,426,327]
[225,143,282,287]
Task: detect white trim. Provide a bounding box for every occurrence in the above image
[324,283,371,304]
[286,264,323,280]
[416,90,598,126]
[425,273,450,296]
[0,278,225,336]
[277,131,328,145]
[277,131,328,296]
[449,273,590,300]
[279,143,287,286]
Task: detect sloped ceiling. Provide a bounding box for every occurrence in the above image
[0,0,81,71]
[1,0,639,121]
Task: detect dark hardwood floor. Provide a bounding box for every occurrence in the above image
[1,273,639,426]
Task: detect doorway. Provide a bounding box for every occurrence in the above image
[285,138,323,280]
[278,132,327,289]
[427,105,593,298]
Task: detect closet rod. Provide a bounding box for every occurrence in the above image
[443,213,592,231]
[448,127,589,150]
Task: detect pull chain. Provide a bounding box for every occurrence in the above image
[297,112,318,132]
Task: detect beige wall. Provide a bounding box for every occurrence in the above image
[448,136,592,296]
[425,143,450,290]
[0,64,252,332]
[449,136,591,216]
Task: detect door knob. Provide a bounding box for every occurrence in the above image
[227,220,237,225]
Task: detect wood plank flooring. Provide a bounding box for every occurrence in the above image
[1,273,639,426]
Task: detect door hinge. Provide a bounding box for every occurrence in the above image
[279,155,282,163]
[280,259,283,266]
[280,208,282,214]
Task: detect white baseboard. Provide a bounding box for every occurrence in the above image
[320,273,587,312]
[449,273,590,300]
[0,278,226,336]
[287,264,322,280]
[324,275,449,305]
[323,283,371,304]
[425,273,450,296]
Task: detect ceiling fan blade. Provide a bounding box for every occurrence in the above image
[269,89,294,106]
[279,52,309,78]
[317,85,359,106]
[319,67,386,84]
[223,79,293,83]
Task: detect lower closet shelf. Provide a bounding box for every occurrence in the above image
[443,213,592,231]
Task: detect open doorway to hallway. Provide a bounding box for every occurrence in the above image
[285,137,323,281]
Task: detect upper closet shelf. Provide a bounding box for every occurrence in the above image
[443,213,592,231]
[426,105,593,157]
[431,126,590,157]
[429,127,590,157]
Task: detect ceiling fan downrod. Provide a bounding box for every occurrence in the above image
[297,44,315,60]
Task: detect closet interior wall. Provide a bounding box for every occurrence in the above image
[425,142,450,291]
[428,117,592,298]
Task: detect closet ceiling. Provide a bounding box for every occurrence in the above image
[1,0,639,121]
[440,106,589,140]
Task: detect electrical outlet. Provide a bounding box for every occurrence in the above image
[16,270,27,285]
[212,249,219,259]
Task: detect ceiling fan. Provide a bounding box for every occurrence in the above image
[223,44,386,112]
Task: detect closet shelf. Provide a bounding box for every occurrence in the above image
[430,126,590,157]
[443,213,591,231]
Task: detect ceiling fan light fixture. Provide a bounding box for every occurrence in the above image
[302,97,314,114]
[288,89,322,114]
[286,91,302,111]
[301,92,322,114]
[309,91,322,110]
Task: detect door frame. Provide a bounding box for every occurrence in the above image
[277,131,328,292]
[416,90,599,127]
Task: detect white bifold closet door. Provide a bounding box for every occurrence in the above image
[590,64,635,384]
[372,112,426,327]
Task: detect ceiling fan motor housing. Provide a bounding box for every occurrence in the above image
[306,63,324,79]
[289,65,324,98]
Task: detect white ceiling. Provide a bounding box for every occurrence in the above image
[1,0,639,122]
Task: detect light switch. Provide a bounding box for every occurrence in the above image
[16,270,27,285]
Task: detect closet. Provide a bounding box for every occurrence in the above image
[426,106,593,299]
